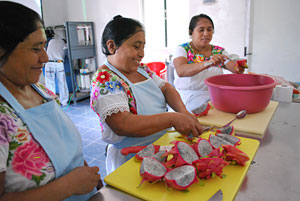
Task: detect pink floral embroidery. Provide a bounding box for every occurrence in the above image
[12,139,49,179]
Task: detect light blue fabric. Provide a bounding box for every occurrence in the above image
[105,61,167,152]
[0,82,96,201]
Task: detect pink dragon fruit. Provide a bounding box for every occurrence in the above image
[216,133,241,146]
[192,139,213,157]
[152,150,167,163]
[164,165,198,191]
[222,145,250,166]
[139,157,167,187]
[209,134,240,149]
[163,141,199,168]
[135,144,160,161]
[194,157,229,179]
[216,126,234,135]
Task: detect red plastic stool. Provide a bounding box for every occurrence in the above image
[147,62,167,80]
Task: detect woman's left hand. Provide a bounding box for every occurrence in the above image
[226,61,245,74]
[234,62,245,74]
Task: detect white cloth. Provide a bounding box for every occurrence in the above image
[172,46,224,111]
[46,38,65,61]
[45,38,69,105]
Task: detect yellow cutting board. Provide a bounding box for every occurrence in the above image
[104,132,260,201]
[198,101,279,139]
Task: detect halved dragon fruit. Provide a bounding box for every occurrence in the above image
[139,157,167,187]
[222,145,250,166]
[194,157,229,179]
[192,139,213,157]
[209,134,240,149]
[209,135,232,149]
[164,165,198,191]
[191,102,212,117]
[216,126,234,135]
[163,141,199,168]
[216,133,240,146]
[152,150,167,163]
[135,144,160,161]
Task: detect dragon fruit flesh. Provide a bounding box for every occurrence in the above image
[194,157,229,179]
[216,126,234,135]
[216,133,240,146]
[164,165,198,191]
[222,145,250,166]
[164,141,199,168]
[135,144,159,161]
[193,139,213,157]
[152,150,167,163]
[139,157,167,187]
[191,102,212,117]
[209,135,233,149]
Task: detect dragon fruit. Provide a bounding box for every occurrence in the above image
[216,126,234,135]
[139,157,167,187]
[135,144,160,161]
[209,134,240,149]
[164,165,198,191]
[152,150,167,163]
[216,133,240,146]
[209,135,232,149]
[163,141,199,168]
[191,102,212,117]
[194,157,229,179]
[222,145,250,166]
[192,139,213,157]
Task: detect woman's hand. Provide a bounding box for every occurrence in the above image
[208,54,228,67]
[171,112,203,138]
[66,166,100,195]
[226,61,245,74]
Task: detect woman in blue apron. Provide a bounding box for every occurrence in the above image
[90,15,203,175]
[0,2,100,200]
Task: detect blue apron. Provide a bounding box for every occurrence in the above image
[105,61,167,152]
[0,82,96,201]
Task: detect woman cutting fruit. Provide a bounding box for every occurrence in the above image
[172,14,246,112]
[90,16,203,175]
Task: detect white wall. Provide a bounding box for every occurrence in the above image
[8,0,42,16]
[42,0,66,26]
[42,0,141,66]
[250,0,300,82]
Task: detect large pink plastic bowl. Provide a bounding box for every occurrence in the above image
[204,74,276,114]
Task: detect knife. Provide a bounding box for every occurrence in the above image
[208,189,223,201]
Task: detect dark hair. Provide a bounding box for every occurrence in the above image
[101,15,144,55]
[0,1,43,66]
[188,14,214,35]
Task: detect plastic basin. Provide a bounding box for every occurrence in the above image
[147,62,167,80]
[204,74,276,114]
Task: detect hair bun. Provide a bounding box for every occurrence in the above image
[113,15,122,20]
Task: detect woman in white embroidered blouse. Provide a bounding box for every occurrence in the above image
[90,15,203,174]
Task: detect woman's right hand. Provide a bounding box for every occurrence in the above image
[171,112,203,137]
[66,166,100,195]
[208,54,228,66]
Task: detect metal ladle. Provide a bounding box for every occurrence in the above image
[202,109,247,132]
[222,109,247,127]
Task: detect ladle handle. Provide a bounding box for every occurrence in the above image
[223,117,237,128]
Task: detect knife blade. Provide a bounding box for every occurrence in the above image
[208,189,223,201]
